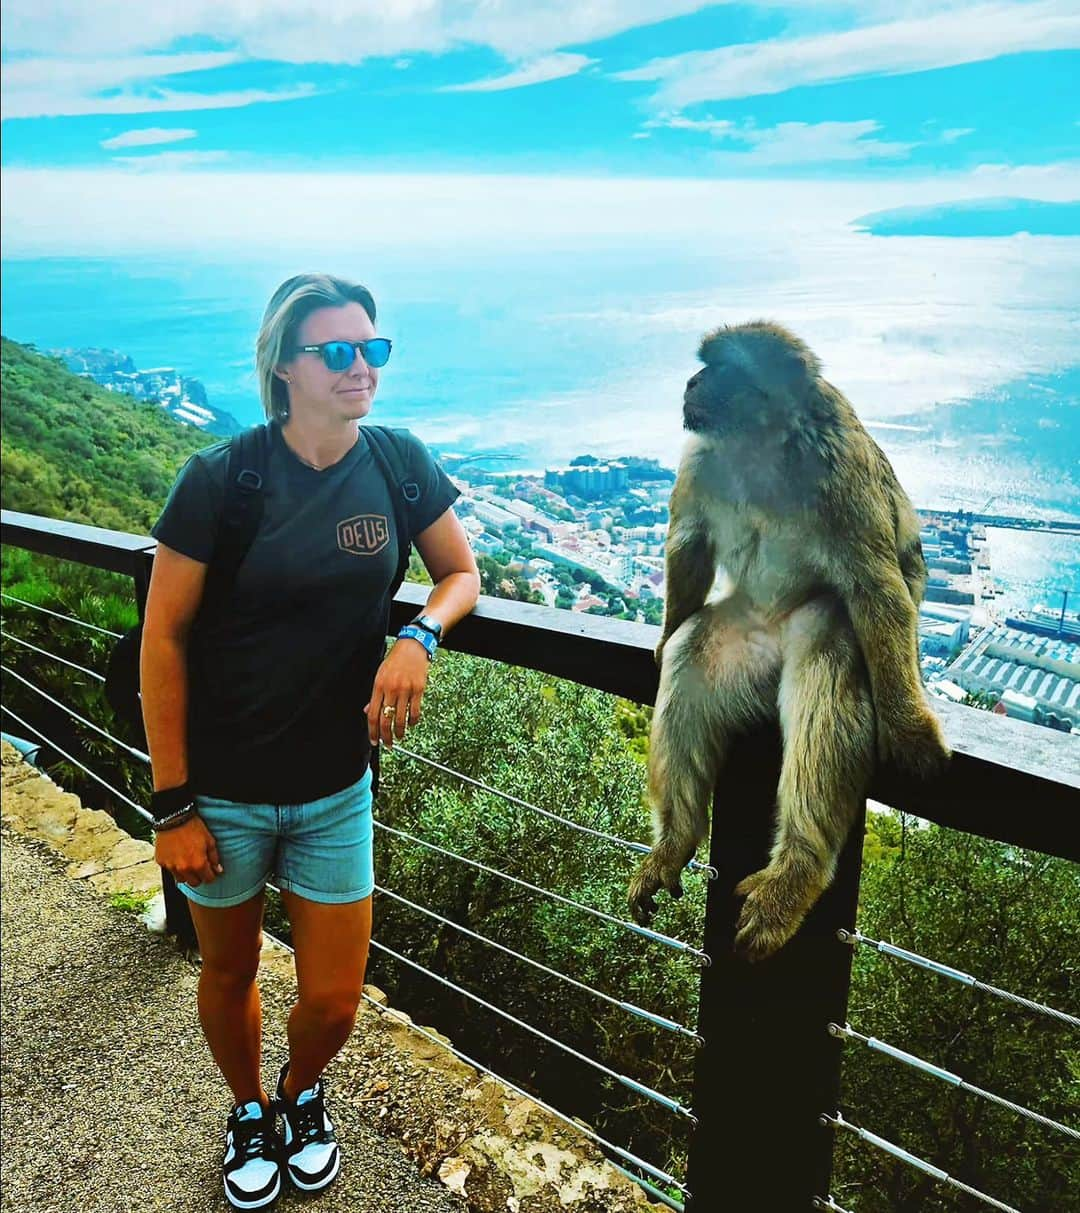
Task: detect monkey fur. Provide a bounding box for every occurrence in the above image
[627,321,950,961]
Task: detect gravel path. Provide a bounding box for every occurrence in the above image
[0,824,464,1213]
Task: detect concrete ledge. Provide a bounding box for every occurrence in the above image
[0,742,655,1212]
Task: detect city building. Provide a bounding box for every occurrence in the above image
[943,624,1080,732]
[472,500,522,534]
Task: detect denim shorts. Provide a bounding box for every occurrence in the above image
[178,767,374,908]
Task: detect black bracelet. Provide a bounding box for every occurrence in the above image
[151,783,195,822]
[152,808,198,832]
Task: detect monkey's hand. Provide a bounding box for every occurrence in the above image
[877,702,951,780]
[734,864,825,962]
[628,843,688,926]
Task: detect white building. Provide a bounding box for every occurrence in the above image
[944,624,1080,732]
[472,500,522,533]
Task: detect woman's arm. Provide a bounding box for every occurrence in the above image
[366,507,480,748]
[140,542,208,792]
[411,507,481,635]
[141,542,224,886]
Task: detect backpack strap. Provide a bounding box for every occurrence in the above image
[200,423,271,618]
[362,425,422,602]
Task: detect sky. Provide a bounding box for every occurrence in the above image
[1,1,1078,254]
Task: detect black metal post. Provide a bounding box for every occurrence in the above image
[685,724,865,1211]
[132,548,198,956]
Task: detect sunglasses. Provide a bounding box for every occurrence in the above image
[296,338,393,372]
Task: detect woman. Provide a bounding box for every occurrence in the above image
[141,273,480,1209]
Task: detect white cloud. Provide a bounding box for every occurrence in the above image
[442,52,595,92]
[616,1,1080,106]
[644,112,735,137]
[0,1,714,61]
[0,1,702,120]
[1,50,317,118]
[644,114,914,164]
[100,127,199,149]
[111,150,229,168]
[941,127,975,143]
[2,51,240,92]
[7,84,318,120]
[721,119,915,165]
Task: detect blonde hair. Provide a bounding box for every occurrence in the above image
[256,273,377,422]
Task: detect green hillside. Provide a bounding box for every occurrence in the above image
[1,336,214,533]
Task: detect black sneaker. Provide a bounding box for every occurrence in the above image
[274,1062,340,1192]
[223,1099,282,1210]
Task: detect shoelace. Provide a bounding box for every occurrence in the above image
[285,1095,325,1146]
[233,1114,273,1160]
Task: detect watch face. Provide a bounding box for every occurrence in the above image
[416,614,443,637]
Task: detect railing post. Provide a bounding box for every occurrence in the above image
[133,548,198,956]
[685,724,865,1211]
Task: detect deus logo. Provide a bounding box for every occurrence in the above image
[337,514,390,556]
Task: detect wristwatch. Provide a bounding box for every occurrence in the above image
[398,623,438,660]
[411,614,443,640]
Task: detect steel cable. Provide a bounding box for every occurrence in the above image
[0,593,123,637]
[0,706,149,821]
[388,745,716,876]
[2,664,150,765]
[821,1112,1023,1213]
[829,1023,1079,1140]
[374,819,710,963]
[1,628,107,682]
[376,885,702,1043]
[370,937,697,1122]
[839,930,1079,1028]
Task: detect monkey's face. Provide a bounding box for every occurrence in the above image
[684,322,824,441]
[682,362,775,438]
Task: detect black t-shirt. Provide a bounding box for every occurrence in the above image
[151,421,460,804]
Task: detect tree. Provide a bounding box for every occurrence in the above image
[835,811,1079,1212]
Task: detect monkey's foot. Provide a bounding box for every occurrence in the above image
[878,707,951,780]
[733,865,821,962]
[628,848,687,926]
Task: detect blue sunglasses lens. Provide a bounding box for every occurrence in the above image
[320,339,392,371]
[363,338,392,368]
[322,341,355,372]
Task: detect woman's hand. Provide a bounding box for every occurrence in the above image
[154,815,223,887]
[365,638,431,749]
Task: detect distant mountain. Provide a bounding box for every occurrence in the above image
[51,347,241,437]
[1,337,215,533]
[852,197,1080,238]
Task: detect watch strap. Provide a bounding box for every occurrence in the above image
[411,613,443,639]
[397,624,437,660]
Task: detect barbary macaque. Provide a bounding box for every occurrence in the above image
[628,321,949,960]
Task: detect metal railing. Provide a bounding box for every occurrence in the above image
[3,507,1078,1212]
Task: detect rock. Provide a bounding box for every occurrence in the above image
[438,1155,472,1195]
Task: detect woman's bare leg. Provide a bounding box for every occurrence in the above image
[188,891,270,1108]
[279,891,372,1097]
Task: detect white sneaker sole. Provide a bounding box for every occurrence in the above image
[287,1148,340,1192]
[223,1170,281,1210]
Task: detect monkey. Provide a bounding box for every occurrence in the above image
[627,321,950,961]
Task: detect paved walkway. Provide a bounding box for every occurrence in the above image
[0,824,464,1213]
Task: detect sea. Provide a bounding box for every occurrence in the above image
[2,239,1077,618]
